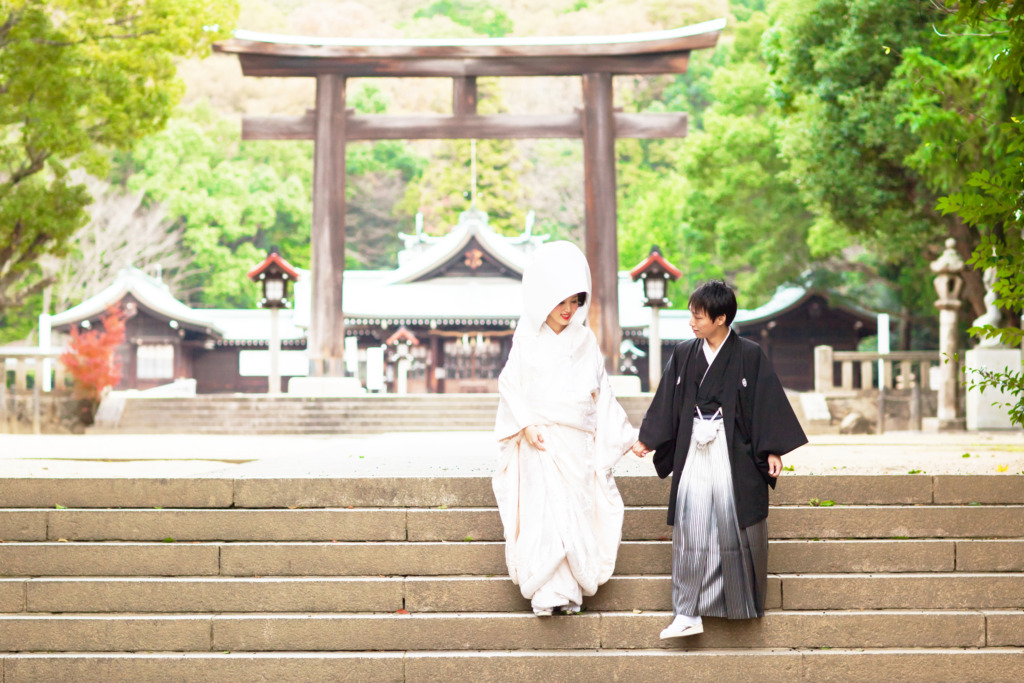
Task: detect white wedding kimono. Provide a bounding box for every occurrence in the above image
[492,241,638,611]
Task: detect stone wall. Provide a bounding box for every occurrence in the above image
[824,389,938,433]
[0,395,87,434]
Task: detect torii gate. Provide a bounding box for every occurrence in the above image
[215,19,725,376]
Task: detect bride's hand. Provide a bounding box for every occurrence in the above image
[523,425,546,451]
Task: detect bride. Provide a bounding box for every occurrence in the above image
[492,241,639,616]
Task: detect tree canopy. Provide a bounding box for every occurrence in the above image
[920,0,1024,425]
[412,0,513,37]
[0,0,238,317]
[398,80,527,238]
[113,86,426,309]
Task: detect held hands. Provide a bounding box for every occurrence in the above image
[522,425,546,451]
[628,440,782,472]
[631,440,651,458]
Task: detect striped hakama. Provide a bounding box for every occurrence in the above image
[672,414,767,619]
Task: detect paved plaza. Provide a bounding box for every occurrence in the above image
[0,429,1021,479]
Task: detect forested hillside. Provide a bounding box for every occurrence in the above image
[7,0,1022,357]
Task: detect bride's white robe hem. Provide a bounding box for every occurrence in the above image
[493,324,638,609]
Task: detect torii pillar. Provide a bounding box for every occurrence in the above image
[215,20,726,375]
[582,72,620,366]
[310,74,347,376]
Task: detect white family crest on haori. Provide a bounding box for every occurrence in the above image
[492,241,638,612]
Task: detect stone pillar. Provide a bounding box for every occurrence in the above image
[0,355,6,433]
[648,306,661,392]
[38,312,52,392]
[966,265,1022,429]
[396,355,410,395]
[930,238,965,431]
[391,342,412,396]
[268,307,281,395]
[813,345,834,394]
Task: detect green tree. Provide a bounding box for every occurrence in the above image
[761,0,980,346]
[116,103,312,308]
[0,0,237,316]
[117,87,426,308]
[674,9,814,307]
[412,0,513,37]
[617,166,715,306]
[399,137,528,237]
[615,6,814,309]
[909,1,1024,425]
[346,84,428,269]
[399,80,527,237]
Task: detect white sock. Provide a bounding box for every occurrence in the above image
[673,614,702,627]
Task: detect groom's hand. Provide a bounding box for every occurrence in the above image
[631,441,650,458]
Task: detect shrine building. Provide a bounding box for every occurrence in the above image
[47,209,876,394]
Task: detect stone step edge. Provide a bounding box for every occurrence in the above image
[2,609,1020,617]
[116,414,500,420]
[6,495,1024,511]
[2,573,1015,581]
[3,647,1020,655]
[2,538,1018,545]
[4,647,1022,681]
[7,503,1022,509]
[2,473,1020,483]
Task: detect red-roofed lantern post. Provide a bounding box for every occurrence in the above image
[248,247,299,395]
[630,246,682,392]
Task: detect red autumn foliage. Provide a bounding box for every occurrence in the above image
[59,305,126,403]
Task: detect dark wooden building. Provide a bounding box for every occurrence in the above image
[621,286,878,392]
[734,288,877,391]
[49,223,877,394]
[49,268,307,393]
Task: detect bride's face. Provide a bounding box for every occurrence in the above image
[546,294,580,334]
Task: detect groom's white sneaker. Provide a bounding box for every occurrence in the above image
[659,615,703,639]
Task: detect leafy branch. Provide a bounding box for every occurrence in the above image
[963,361,1024,425]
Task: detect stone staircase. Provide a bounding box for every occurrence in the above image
[1,473,1022,681]
[90,394,654,435]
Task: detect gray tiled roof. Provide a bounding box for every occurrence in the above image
[50,267,223,336]
[49,218,865,345]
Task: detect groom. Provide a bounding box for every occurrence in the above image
[632,280,806,638]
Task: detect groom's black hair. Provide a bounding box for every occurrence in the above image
[688,280,737,326]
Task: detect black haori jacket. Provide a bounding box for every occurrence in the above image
[639,333,808,529]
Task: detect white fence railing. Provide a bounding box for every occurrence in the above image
[814,345,942,394]
[0,349,70,434]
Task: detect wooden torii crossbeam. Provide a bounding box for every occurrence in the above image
[215,19,726,376]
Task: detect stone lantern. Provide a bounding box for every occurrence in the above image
[630,246,681,392]
[385,326,419,395]
[929,238,965,430]
[248,247,299,395]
